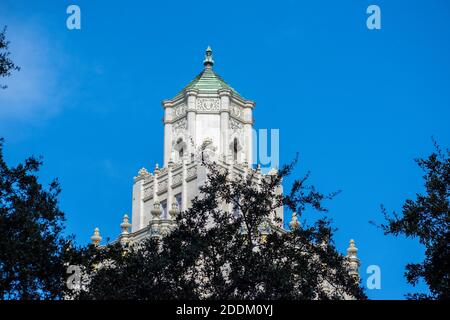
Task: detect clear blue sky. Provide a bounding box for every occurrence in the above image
[1,0,449,299]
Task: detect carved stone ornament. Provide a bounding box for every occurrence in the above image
[231,104,242,118]
[172,118,187,136]
[196,98,220,111]
[138,167,150,176]
[143,185,154,198]
[187,166,197,179]
[172,173,182,185]
[173,103,186,119]
[229,118,243,130]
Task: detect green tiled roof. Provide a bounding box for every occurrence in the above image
[172,47,244,100]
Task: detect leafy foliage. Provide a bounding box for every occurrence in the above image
[0,26,20,89]
[380,141,450,300]
[0,138,86,299]
[78,159,366,300]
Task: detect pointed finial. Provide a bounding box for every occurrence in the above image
[151,201,161,220]
[138,167,149,177]
[120,214,131,235]
[171,199,179,211]
[169,198,180,220]
[203,46,214,68]
[289,212,300,230]
[90,227,102,246]
[347,239,358,257]
[347,239,360,278]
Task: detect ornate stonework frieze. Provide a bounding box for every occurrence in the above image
[158,179,168,193]
[173,103,186,120]
[172,118,188,136]
[158,167,168,175]
[186,166,197,180]
[172,173,182,186]
[229,118,243,130]
[196,98,220,112]
[143,185,154,199]
[173,118,187,130]
[231,104,243,119]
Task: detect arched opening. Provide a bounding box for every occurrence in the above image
[175,138,185,162]
[233,138,238,162]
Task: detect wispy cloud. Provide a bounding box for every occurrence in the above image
[0,19,69,123]
[101,159,123,179]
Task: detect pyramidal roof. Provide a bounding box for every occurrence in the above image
[172,47,244,100]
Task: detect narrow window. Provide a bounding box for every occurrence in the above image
[176,138,184,161]
[175,193,182,210]
[233,138,238,161]
[161,200,168,219]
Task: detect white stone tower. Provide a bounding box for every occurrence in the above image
[162,46,255,168]
[94,47,283,244]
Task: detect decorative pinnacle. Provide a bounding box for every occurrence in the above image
[347,239,360,278]
[120,214,131,235]
[289,212,300,230]
[203,46,214,68]
[151,201,162,220]
[90,227,102,246]
[169,198,180,220]
[138,167,149,177]
[347,239,359,259]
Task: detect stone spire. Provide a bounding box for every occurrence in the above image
[203,46,214,68]
[90,227,102,246]
[169,198,179,220]
[120,214,131,235]
[346,239,360,278]
[171,46,244,101]
[151,201,162,220]
[289,212,300,230]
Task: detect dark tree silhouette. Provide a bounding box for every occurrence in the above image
[0,138,89,299]
[77,159,366,300]
[380,141,450,300]
[0,26,20,89]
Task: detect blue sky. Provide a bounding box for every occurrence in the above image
[1,0,449,299]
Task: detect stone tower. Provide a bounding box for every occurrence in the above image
[162,46,255,168]
[94,47,283,244]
